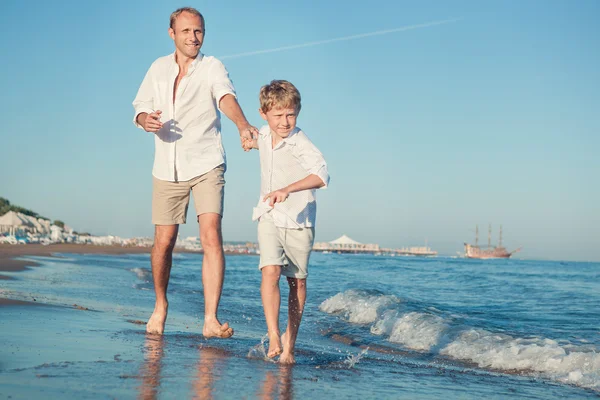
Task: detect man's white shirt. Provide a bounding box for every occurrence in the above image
[132,52,236,182]
[252,126,329,228]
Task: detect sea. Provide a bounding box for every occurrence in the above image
[0,252,598,399]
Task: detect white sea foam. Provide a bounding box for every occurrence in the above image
[131,267,152,281]
[318,289,400,324]
[388,312,450,351]
[320,290,600,391]
[441,329,600,390]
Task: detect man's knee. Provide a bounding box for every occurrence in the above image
[154,226,178,254]
[199,214,223,251]
[200,229,222,252]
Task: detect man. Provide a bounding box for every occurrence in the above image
[132,7,257,337]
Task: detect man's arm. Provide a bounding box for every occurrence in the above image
[263,174,325,207]
[132,66,159,131]
[219,94,259,147]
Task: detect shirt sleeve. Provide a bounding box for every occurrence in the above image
[132,65,156,129]
[209,59,237,111]
[295,133,330,189]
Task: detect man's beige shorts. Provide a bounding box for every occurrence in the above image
[257,212,314,279]
[152,165,225,225]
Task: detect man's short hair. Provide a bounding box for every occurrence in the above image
[259,80,302,113]
[170,7,205,30]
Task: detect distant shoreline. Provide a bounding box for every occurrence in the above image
[0,243,251,278]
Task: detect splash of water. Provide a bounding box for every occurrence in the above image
[344,347,369,368]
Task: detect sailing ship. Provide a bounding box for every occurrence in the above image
[464,225,521,259]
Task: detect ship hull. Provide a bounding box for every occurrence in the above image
[464,244,513,259]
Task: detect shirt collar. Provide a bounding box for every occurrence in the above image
[261,127,300,149]
[170,51,204,70]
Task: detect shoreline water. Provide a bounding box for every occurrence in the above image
[0,243,251,304]
[0,249,598,397]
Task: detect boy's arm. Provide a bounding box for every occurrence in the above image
[263,174,325,207]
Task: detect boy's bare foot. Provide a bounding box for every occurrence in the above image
[279,331,295,364]
[267,332,282,358]
[202,320,234,339]
[146,306,168,335]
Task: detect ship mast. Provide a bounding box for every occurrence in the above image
[475,225,479,246]
[488,224,491,248]
[499,225,503,247]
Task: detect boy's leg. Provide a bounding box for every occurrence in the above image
[280,277,307,364]
[261,265,283,357]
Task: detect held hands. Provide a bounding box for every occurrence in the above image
[241,137,257,151]
[140,111,163,132]
[264,188,289,207]
[239,125,259,152]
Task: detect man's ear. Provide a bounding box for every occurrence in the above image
[168,28,175,40]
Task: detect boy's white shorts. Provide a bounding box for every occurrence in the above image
[257,212,314,279]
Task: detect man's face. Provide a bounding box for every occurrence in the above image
[169,12,204,59]
[260,107,299,139]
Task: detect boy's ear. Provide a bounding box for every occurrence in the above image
[259,108,267,121]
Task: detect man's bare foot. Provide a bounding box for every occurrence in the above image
[267,332,282,358]
[202,319,234,339]
[279,331,295,364]
[146,306,168,335]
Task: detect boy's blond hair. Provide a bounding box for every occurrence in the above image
[259,80,302,113]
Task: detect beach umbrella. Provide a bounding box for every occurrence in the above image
[0,211,34,236]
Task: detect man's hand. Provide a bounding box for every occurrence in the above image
[239,125,259,150]
[264,189,289,207]
[138,110,163,132]
[241,137,257,152]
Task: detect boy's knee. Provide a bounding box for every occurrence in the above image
[287,277,306,289]
[262,265,281,281]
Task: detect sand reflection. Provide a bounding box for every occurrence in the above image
[191,345,231,399]
[258,364,294,400]
[138,334,165,400]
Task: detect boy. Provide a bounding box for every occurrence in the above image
[243,80,329,364]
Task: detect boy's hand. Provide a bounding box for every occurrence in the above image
[264,189,289,207]
[241,137,256,152]
[239,125,258,148]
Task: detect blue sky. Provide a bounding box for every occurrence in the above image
[1,0,598,261]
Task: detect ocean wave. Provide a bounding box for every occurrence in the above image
[441,329,600,390]
[318,289,400,324]
[320,289,600,391]
[130,267,152,281]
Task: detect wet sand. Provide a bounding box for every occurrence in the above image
[0,243,206,304]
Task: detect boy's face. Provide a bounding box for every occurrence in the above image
[259,107,299,139]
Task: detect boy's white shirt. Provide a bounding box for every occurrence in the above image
[252,125,329,228]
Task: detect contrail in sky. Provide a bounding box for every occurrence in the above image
[220,18,460,60]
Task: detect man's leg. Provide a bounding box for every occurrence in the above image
[198,212,233,338]
[146,224,179,334]
[280,277,307,364]
[261,265,283,358]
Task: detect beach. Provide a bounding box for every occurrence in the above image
[0,248,598,399]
